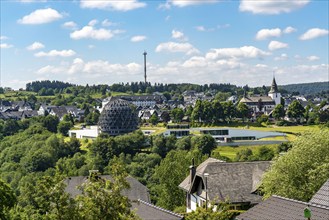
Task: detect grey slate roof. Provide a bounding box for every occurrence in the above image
[269,77,279,93]
[118,95,166,103]
[179,157,224,192]
[236,195,329,220]
[132,200,183,220]
[310,179,329,208]
[179,158,270,204]
[22,110,38,118]
[240,96,275,104]
[49,106,68,119]
[64,175,150,203]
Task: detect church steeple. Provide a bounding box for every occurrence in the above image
[268,76,281,106]
[269,77,278,93]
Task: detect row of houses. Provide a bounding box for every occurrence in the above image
[0,101,84,121]
[0,100,33,112]
[63,158,329,219]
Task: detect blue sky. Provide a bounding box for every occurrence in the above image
[1,0,328,89]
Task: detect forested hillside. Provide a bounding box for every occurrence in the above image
[280,81,329,95]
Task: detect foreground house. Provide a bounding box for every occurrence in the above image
[179,158,270,212]
[237,179,329,220]
[65,174,183,220]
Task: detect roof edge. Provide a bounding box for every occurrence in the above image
[272,195,329,210]
[136,199,184,218]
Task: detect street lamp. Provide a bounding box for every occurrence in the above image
[204,173,209,210]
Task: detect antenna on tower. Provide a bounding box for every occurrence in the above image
[143,51,147,84]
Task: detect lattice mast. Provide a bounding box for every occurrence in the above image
[143,51,147,84]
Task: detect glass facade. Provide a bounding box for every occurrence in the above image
[201,129,229,136]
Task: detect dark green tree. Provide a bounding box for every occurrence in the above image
[191,100,203,123]
[76,158,138,220]
[212,100,223,123]
[235,148,253,161]
[287,100,305,123]
[170,108,184,123]
[272,104,285,120]
[153,150,205,210]
[43,115,60,133]
[149,114,159,125]
[175,136,192,150]
[237,102,249,122]
[0,179,16,220]
[57,121,73,136]
[222,101,235,123]
[151,135,167,158]
[191,135,216,155]
[185,202,239,220]
[262,129,329,201]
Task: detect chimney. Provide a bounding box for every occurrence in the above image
[189,158,196,184]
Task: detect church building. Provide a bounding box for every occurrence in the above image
[240,77,281,115]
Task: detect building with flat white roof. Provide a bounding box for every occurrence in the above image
[69,126,99,139]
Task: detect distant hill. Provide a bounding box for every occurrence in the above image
[280,81,329,95]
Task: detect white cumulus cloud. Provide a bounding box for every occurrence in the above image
[18,8,63,24]
[205,46,271,60]
[283,26,297,34]
[182,56,208,68]
[155,42,199,55]
[299,28,329,40]
[88,19,98,26]
[82,60,142,75]
[256,28,281,40]
[37,65,64,74]
[268,41,288,51]
[274,53,288,61]
[26,42,45,50]
[80,0,146,11]
[195,26,206,32]
[172,29,187,41]
[70,26,115,40]
[102,19,116,27]
[62,21,78,30]
[239,0,310,14]
[34,49,76,57]
[307,56,320,61]
[68,58,85,74]
[168,0,218,7]
[0,36,8,40]
[0,43,13,49]
[131,35,147,42]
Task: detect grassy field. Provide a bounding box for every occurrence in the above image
[214,144,279,161]
[242,125,319,134]
[140,126,166,135]
[212,125,319,160]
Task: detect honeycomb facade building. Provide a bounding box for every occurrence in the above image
[98,97,138,136]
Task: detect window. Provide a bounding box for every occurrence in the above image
[201,129,229,135]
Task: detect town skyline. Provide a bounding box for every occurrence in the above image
[1,0,328,89]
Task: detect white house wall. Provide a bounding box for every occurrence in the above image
[69,128,99,139]
[199,128,285,140]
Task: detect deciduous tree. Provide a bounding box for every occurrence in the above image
[262,129,329,201]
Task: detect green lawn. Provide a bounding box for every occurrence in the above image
[243,125,319,134]
[214,144,279,161]
[211,125,320,160]
[140,126,166,135]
